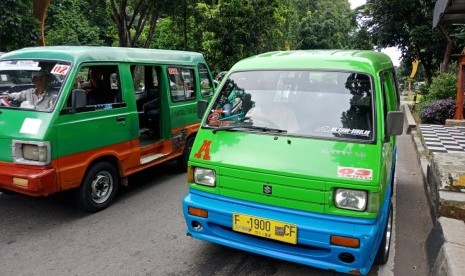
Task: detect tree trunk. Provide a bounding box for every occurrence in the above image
[439,25,453,73]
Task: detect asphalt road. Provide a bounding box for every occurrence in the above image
[0,130,432,276]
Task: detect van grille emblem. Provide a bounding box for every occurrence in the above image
[263,185,272,195]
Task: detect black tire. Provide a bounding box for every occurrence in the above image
[375,201,393,265]
[75,161,119,213]
[177,136,195,171]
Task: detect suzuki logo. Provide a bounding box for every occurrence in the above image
[263,185,272,195]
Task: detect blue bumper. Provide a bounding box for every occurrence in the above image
[183,189,390,275]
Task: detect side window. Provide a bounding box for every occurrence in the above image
[381,73,391,139]
[198,63,214,97]
[132,65,145,94]
[390,70,400,109]
[72,65,122,109]
[168,67,196,102]
[381,73,389,121]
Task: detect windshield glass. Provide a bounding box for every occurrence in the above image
[205,70,374,141]
[0,60,69,112]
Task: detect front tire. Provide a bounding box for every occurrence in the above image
[375,201,393,265]
[75,161,119,213]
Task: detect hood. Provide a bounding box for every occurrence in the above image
[190,130,381,185]
[0,109,52,162]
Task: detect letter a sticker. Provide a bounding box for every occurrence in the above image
[194,140,212,160]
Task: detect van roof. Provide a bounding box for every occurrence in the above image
[230,50,394,73]
[0,46,206,65]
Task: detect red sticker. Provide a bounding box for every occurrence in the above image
[338,166,372,180]
[168,68,179,75]
[51,64,70,75]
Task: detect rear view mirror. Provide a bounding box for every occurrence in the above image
[386,111,404,136]
[197,100,208,119]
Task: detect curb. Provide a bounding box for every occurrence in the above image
[402,102,417,134]
[403,103,465,276]
[426,217,465,275]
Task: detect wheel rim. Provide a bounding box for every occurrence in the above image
[90,171,113,204]
[382,207,393,257]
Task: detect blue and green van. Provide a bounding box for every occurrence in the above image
[182,50,404,274]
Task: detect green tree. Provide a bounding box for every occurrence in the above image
[194,0,285,72]
[0,0,40,51]
[299,0,354,49]
[109,0,172,47]
[361,0,463,84]
[45,0,104,45]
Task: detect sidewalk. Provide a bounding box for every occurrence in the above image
[403,103,465,275]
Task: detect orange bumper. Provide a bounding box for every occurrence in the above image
[0,162,58,196]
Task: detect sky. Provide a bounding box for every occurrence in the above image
[348,0,402,66]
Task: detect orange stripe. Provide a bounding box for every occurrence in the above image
[1,126,199,196]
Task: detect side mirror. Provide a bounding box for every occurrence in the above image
[197,100,208,119]
[386,111,404,136]
[71,89,87,113]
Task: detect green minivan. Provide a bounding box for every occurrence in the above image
[183,50,404,275]
[0,46,214,212]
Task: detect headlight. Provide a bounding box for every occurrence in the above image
[334,188,367,211]
[194,167,216,187]
[12,140,51,165]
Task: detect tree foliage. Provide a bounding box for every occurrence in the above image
[300,0,354,49]
[45,0,106,46]
[0,0,40,51]
[109,0,172,47]
[361,0,464,84]
[8,0,462,85]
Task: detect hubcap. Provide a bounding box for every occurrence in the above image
[383,208,393,256]
[90,171,113,204]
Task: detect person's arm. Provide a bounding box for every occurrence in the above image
[8,89,29,101]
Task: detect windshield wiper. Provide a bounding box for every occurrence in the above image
[212,124,287,134]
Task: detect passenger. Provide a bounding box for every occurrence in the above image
[81,68,106,104]
[74,75,84,89]
[7,70,56,111]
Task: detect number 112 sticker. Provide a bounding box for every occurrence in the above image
[338,166,373,180]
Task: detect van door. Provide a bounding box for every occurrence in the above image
[55,64,131,190]
[167,66,198,152]
[129,64,170,164]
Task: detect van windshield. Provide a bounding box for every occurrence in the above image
[0,60,69,112]
[205,70,374,141]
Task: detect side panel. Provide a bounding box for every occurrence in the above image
[53,63,137,190]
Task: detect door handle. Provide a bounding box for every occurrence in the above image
[116,116,126,122]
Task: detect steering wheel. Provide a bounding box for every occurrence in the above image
[251,115,281,129]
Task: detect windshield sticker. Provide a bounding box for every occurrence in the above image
[168,68,179,75]
[316,126,371,137]
[321,149,367,158]
[194,140,212,160]
[0,60,40,70]
[51,64,70,75]
[20,118,42,135]
[207,110,231,126]
[338,166,373,180]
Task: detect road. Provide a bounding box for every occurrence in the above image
[0,131,432,276]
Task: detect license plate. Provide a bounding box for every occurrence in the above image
[232,213,297,244]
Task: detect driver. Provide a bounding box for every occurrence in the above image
[6,70,56,111]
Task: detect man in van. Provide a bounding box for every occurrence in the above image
[6,70,56,111]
